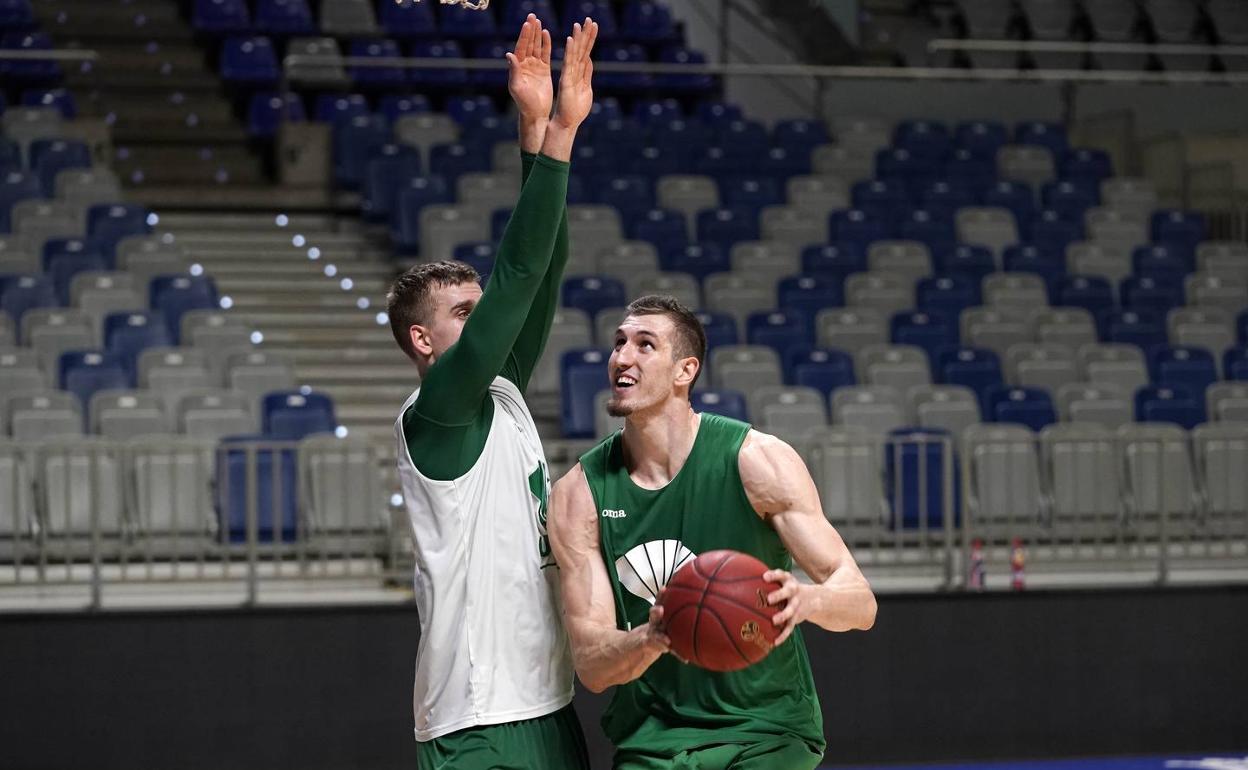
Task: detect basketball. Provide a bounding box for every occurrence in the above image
[659,550,784,672]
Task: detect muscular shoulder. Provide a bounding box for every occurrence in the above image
[737,430,808,518]
[549,463,600,560]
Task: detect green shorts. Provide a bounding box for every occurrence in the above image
[614,737,823,770]
[415,704,590,770]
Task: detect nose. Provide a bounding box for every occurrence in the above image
[611,341,636,370]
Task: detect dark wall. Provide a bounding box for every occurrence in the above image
[2,587,1246,770]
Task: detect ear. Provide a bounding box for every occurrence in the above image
[674,356,700,388]
[409,324,433,358]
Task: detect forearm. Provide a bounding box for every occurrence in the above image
[569,620,665,693]
[804,568,877,632]
[519,115,549,155]
[540,121,577,163]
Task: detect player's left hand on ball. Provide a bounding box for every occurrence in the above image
[763,569,806,646]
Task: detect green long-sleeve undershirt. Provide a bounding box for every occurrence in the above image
[402,151,571,481]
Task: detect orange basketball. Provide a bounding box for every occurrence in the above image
[658,550,783,672]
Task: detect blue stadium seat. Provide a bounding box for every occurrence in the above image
[452,242,495,277]
[774,119,830,154]
[588,117,647,158]
[595,42,651,91]
[470,40,511,88]
[88,204,152,255]
[919,180,977,218]
[747,311,812,357]
[1239,311,1248,345]
[567,1,616,39]
[333,114,390,190]
[1132,243,1193,279]
[390,175,452,253]
[586,96,624,126]
[696,101,743,124]
[894,120,953,161]
[1061,148,1114,183]
[0,273,56,330]
[943,149,996,190]
[379,94,431,122]
[246,92,306,138]
[633,98,682,127]
[59,350,128,405]
[715,120,769,160]
[696,207,759,251]
[220,36,279,85]
[408,40,469,88]
[955,120,1008,159]
[254,0,315,36]
[1003,243,1064,295]
[786,346,855,397]
[760,146,810,179]
[218,436,298,543]
[938,244,997,281]
[1,31,60,85]
[1226,348,1248,381]
[778,275,843,318]
[884,427,960,529]
[801,243,866,279]
[504,0,559,29]
[917,275,980,317]
[30,138,90,193]
[691,390,749,421]
[657,46,714,94]
[1030,209,1083,253]
[851,179,908,220]
[0,137,19,169]
[150,275,218,341]
[45,239,106,303]
[460,116,518,152]
[1120,276,1184,314]
[561,348,609,438]
[0,0,34,30]
[1041,179,1099,221]
[1134,386,1204,429]
[104,311,171,380]
[362,144,422,223]
[350,39,406,86]
[1057,274,1115,315]
[563,276,627,320]
[428,142,491,184]
[983,180,1037,230]
[193,0,251,33]
[662,242,728,281]
[22,88,76,119]
[876,148,940,193]
[1149,345,1218,394]
[1015,121,1069,155]
[1150,210,1205,256]
[829,208,888,248]
[1098,309,1166,348]
[570,144,616,176]
[630,208,687,252]
[937,347,1003,410]
[891,310,957,361]
[720,176,782,209]
[379,0,436,37]
[262,391,336,439]
[490,208,512,243]
[314,93,369,124]
[622,0,677,42]
[696,311,738,350]
[985,385,1056,431]
[633,145,680,177]
[899,209,956,256]
[597,175,654,224]
[440,2,498,38]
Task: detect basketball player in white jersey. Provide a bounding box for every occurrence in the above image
[385,15,598,769]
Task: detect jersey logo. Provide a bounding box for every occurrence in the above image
[615,540,697,606]
[528,461,553,569]
[601,509,627,519]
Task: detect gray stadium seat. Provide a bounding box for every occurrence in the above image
[55,168,123,208]
[127,435,217,537]
[1056,382,1133,429]
[8,392,80,441]
[23,309,95,373]
[1168,307,1235,363]
[532,309,592,396]
[1196,241,1248,279]
[749,385,828,443]
[811,145,874,180]
[0,438,35,542]
[1101,177,1158,214]
[73,273,144,335]
[829,117,892,154]
[395,115,460,164]
[962,307,1033,360]
[1039,422,1122,537]
[491,141,523,176]
[705,274,774,334]
[140,347,213,413]
[0,349,46,397]
[89,390,169,439]
[1144,0,1208,70]
[0,314,13,347]
[657,176,718,238]
[593,390,625,439]
[226,351,296,406]
[286,36,349,85]
[419,205,488,261]
[1184,272,1248,316]
[34,436,124,536]
[1033,307,1097,348]
[598,242,659,298]
[1021,0,1081,68]
[867,241,932,281]
[908,385,981,437]
[786,175,849,216]
[178,391,256,440]
[117,236,190,286]
[458,173,520,212]
[1085,208,1148,249]
[1086,0,1149,69]
[1191,422,1248,527]
[1206,383,1248,422]
[956,207,1019,258]
[318,0,379,36]
[730,241,800,287]
[1067,241,1133,289]
[1079,343,1149,393]
[831,386,906,435]
[856,344,931,393]
[998,146,1056,189]
[594,307,628,350]
[634,272,702,312]
[0,236,37,274]
[1207,0,1248,44]
[759,206,825,247]
[567,206,624,252]
[709,345,782,394]
[963,423,1045,536]
[1119,422,1198,531]
[816,308,887,355]
[802,425,889,535]
[181,310,252,353]
[1006,343,1078,392]
[845,272,913,317]
[300,434,386,537]
[984,272,1049,307]
[1,107,62,161]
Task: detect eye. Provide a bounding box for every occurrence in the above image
[639,340,654,351]
[614,337,625,349]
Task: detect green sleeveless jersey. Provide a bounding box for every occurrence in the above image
[578,413,825,756]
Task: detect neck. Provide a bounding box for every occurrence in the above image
[621,398,701,489]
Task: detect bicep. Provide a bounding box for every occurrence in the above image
[550,468,618,632]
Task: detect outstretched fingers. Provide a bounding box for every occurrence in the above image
[540,28,552,65]
[513,13,535,57]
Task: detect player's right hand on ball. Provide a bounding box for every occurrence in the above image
[642,603,672,654]
[553,18,598,130]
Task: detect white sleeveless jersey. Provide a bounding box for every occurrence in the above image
[394,376,573,742]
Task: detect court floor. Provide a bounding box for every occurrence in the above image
[826,755,1248,770]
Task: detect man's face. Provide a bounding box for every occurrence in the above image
[607,313,696,417]
[410,281,483,362]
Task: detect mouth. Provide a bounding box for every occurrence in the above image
[612,372,637,393]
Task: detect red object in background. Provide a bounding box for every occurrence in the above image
[1011,538,1026,591]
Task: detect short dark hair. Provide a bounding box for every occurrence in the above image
[624,294,708,391]
[386,260,480,360]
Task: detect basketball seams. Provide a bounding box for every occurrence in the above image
[702,605,752,667]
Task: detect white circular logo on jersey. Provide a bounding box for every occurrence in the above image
[615,539,697,606]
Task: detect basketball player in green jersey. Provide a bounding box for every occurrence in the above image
[547,295,878,770]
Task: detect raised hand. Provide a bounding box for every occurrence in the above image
[506,13,553,124]
[553,18,599,130]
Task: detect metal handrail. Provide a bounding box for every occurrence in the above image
[929,38,1248,58]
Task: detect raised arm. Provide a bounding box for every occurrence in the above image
[548,463,670,693]
[738,431,878,644]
